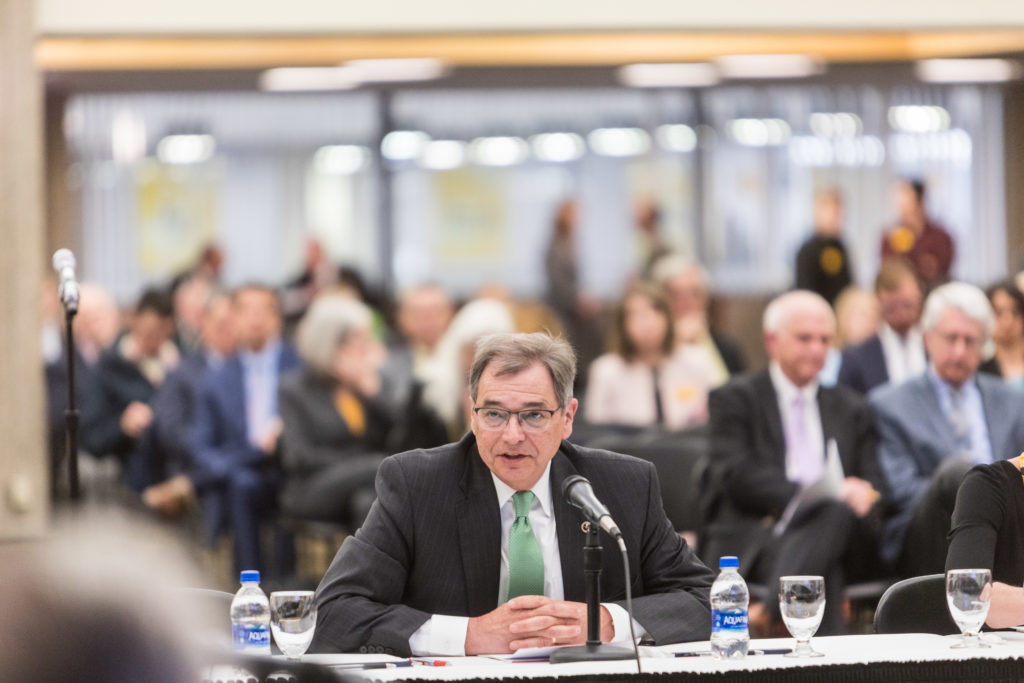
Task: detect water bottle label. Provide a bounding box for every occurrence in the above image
[711,609,748,633]
[233,623,271,651]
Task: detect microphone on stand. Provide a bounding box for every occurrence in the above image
[52,248,80,313]
[562,474,625,549]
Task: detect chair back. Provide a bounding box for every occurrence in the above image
[873,574,958,635]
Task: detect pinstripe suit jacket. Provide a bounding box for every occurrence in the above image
[310,432,715,656]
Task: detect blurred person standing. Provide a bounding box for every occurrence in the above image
[871,282,1024,577]
[704,290,886,635]
[651,255,747,386]
[584,282,713,431]
[634,198,671,278]
[837,260,926,394]
[171,274,213,354]
[795,189,853,305]
[979,280,1024,388]
[134,290,237,517]
[190,284,300,574]
[395,283,455,382]
[880,179,954,290]
[280,238,339,333]
[80,288,179,467]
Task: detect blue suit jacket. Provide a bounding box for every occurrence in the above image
[190,344,301,489]
[870,373,1024,563]
[837,334,889,395]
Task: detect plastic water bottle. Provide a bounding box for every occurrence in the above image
[710,555,749,660]
[230,570,271,655]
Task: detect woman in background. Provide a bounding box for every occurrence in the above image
[585,282,713,431]
[980,280,1024,388]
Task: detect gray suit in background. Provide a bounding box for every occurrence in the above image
[310,433,715,656]
[871,373,1024,575]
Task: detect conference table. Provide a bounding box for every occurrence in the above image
[293,632,1024,683]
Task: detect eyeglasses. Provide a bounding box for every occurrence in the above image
[472,406,560,433]
[935,331,983,350]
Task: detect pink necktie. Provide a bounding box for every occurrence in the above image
[786,393,823,486]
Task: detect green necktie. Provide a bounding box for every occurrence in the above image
[506,490,545,601]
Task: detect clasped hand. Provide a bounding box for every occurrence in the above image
[464,595,612,654]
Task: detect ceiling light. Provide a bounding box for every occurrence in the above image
[530,133,586,162]
[156,134,215,164]
[469,136,529,167]
[339,58,448,83]
[809,112,863,138]
[715,54,824,79]
[259,67,358,92]
[887,105,950,133]
[111,109,146,164]
[656,124,698,153]
[419,140,466,170]
[618,63,719,88]
[727,118,791,146]
[382,131,431,161]
[588,128,651,157]
[916,59,1022,83]
[313,145,369,175]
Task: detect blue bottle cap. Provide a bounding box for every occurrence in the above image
[240,570,261,583]
[719,556,739,569]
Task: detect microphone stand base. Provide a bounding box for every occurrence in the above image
[549,643,635,663]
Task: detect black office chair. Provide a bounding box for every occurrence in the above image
[873,574,958,635]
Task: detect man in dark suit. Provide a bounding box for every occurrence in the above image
[190,284,300,574]
[704,290,886,635]
[311,332,714,656]
[871,282,1024,577]
[837,260,925,394]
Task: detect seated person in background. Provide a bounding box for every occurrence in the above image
[190,284,301,574]
[394,283,455,383]
[311,332,715,656]
[704,290,886,635]
[819,286,881,386]
[872,282,1024,578]
[584,282,713,431]
[81,288,179,466]
[837,259,925,394]
[794,188,853,306]
[651,255,746,386]
[279,296,394,528]
[979,280,1024,389]
[947,453,1024,628]
[133,290,237,517]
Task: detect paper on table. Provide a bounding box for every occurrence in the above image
[773,438,845,537]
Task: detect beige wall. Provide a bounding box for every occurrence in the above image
[35,0,1024,35]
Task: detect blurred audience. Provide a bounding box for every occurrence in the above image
[584,282,713,430]
[837,260,925,394]
[795,189,853,305]
[394,283,455,382]
[634,198,671,278]
[652,255,746,386]
[871,282,1024,577]
[422,297,516,438]
[280,238,339,333]
[80,288,179,467]
[880,179,954,290]
[820,286,881,386]
[278,296,392,528]
[979,280,1024,388]
[704,290,885,635]
[135,290,237,517]
[190,284,300,574]
[171,274,214,354]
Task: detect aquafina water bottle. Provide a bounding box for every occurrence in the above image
[230,570,271,654]
[710,555,749,659]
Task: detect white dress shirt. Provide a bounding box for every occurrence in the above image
[878,323,927,386]
[408,462,638,655]
[769,362,825,484]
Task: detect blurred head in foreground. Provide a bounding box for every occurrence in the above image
[0,511,206,683]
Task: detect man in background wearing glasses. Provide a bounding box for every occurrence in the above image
[311,332,715,657]
[872,282,1024,578]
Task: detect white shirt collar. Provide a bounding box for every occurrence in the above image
[491,462,554,518]
[769,361,818,405]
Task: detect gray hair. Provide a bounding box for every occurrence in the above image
[763,289,835,334]
[650,254,709,291]
[469,332,576,408]
[294,295,372,376]
[921,282,994,343]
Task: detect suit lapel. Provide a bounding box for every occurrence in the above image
[455,438,503,615]
[913,377,956,447]
[754,372,787,468]
[552,444,587,603]
[222,358,249,440]
[978,376,1008,460]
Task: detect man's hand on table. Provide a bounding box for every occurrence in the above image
[464,595,614,654]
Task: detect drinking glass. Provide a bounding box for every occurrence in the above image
[779,575,825,658]
[945,568,992,648]
[270,591,317,659]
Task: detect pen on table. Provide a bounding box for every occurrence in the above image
[411,657,449,666]
[675,648,792,657]
[331,661,414,670]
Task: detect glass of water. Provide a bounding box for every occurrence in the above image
[270,591,317,659]
[945,568,992,648]
[779,575,826,658]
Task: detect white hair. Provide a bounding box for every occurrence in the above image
[651,255,709,290]
[920,282,994,343]
[294,295,373,376]
[763,290,835,335]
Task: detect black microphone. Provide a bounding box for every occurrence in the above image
[562,474,622,541]
[52,248,80,313]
